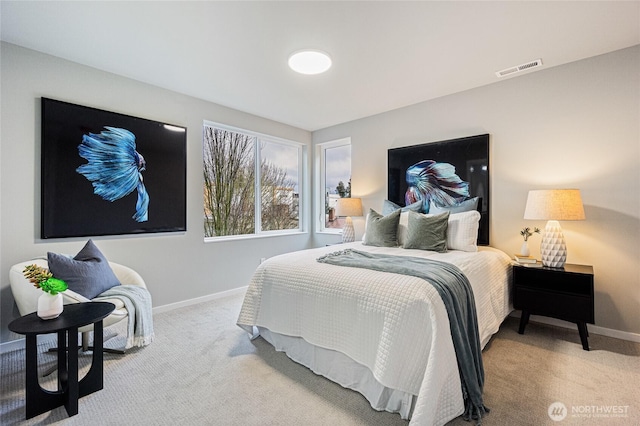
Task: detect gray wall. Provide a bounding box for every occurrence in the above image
[2,41,638,343]
[313,46,640,336]
[0,42,313,343]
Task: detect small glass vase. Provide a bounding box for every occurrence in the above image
[37,292,63,320]
[520,241,530,257]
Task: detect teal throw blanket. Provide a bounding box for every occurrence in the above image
[96,285,154,349]
[317,249,488,423]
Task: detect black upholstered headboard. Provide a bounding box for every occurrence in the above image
[388,134,490,245]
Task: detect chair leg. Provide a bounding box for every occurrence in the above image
[48,331,125,353]
[42,331,125,376]
[82,331,90,351]
[41,362,59,377]
[82,331,126,354]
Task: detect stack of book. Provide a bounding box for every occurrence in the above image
[514,255,542,267]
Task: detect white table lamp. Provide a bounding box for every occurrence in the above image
[523,189,585,268]
[335,198,363,243]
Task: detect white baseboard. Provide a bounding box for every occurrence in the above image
[0,286,248,354]
[509,312,640,343]
[1,334,57,354]
[152,286,247,314]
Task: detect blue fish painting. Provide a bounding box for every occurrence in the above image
[76,126,149,222]
[405,160,469,208]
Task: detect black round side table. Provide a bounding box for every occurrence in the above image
[8,302,115,419]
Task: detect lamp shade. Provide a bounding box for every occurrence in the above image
[523,189,585,268]
[523,189,585,221]
[335,198,363,218]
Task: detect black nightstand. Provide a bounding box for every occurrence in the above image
[513,263,594,351]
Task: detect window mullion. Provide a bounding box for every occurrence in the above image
[317,144,327,230]
[298,146,304,231]
[254,137,262,234]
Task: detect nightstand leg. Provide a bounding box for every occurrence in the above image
[577,322,590,351]
[518,311,530,334]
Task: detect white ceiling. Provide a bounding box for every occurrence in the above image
[2,1,639,131]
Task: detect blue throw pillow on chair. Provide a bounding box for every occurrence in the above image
[48,239,121,300]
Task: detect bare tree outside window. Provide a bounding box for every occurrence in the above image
[203,127,255,237]
[260,142,299,231]
[203,124,301,238]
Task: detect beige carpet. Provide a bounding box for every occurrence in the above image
[1,293,638,425]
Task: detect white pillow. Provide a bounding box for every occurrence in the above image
[398,210,480,252]
[447,210,481,252]
[398,211,410,246]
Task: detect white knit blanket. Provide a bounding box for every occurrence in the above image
[96,285,154,349]
[237,243,512,426]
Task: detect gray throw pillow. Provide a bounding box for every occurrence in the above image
[382,199,424,215]
[362,209,401,247]
[403,211,449,252]
[48,239,121,299]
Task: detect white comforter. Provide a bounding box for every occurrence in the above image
[237,242,512,425]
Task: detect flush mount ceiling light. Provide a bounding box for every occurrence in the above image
[288,50,332,75]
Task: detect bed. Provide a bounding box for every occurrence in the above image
[237,239,512,424]
[237,134,512,425]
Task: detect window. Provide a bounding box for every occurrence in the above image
[316,138,351,232]
[203,122,303,239]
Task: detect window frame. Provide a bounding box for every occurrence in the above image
[315,137,352,234]
[203,120,306,241]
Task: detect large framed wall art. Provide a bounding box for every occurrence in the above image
[41,98,187,239]
[388,134,490,245]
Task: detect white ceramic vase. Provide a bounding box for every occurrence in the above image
[37,292,63,320]
[520,241,530,257]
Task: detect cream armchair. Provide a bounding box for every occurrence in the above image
[9,258,146,354]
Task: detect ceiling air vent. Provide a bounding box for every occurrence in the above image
[495,59,543,78]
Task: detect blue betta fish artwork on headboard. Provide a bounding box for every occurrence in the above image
[41,98,187,239]
[76,127,149,222]
[405,160,470,208]
[388,134,490,245]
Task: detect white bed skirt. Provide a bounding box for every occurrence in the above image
[258,326,416,420]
